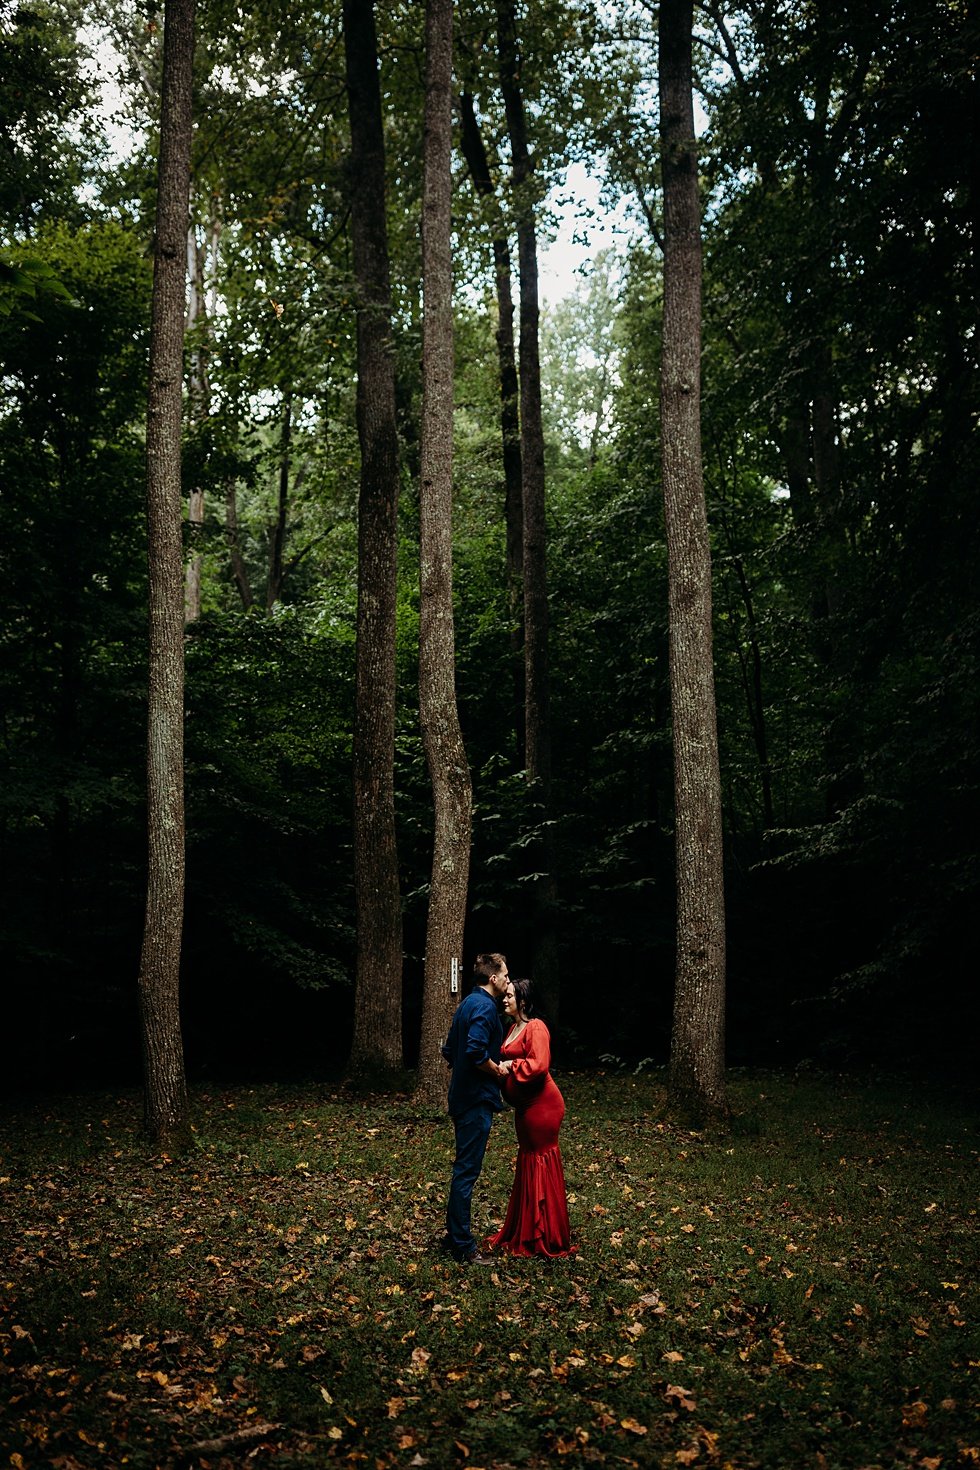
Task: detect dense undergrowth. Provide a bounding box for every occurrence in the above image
[1,1071,976,1469]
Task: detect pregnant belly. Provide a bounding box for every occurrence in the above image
[510,1074,565,1152]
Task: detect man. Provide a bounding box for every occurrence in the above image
[440,952,512,1264]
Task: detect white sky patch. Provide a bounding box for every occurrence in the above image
[78,25,140,164]
[539,161,637,304]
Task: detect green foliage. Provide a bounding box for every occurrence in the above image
[1,0,976,1081]
[0,0,96,232]
[0,219,152,1082]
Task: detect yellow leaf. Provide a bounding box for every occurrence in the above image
[327,1426,343,1440]
[320,1387,333,1404]
[620,1417,648,1435]
[681,1224,695,1234]
[901,1400,928,1428]
[663,1350,685,1363]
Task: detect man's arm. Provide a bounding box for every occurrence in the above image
[466,1002,510,1079]
[475,1056,511,1080]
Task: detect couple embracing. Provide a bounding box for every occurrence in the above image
[441,952,574,1265]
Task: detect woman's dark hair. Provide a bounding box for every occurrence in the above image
[511,977,534,1018]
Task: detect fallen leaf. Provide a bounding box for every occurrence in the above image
[620,1417,648,1435]
[665,1383,697,1412]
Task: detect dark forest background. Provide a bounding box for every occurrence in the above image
[1,0,976,1091]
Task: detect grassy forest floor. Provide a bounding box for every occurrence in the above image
[0,1071,976,1470]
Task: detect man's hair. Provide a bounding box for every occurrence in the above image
[473,952,507,980]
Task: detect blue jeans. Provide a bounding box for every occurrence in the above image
[446,1103,494,1258]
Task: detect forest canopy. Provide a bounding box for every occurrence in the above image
[1,0,976,1091]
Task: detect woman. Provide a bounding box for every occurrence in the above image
[487,978,574,1258]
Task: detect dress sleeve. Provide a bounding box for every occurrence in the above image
[508,1019,550,1085]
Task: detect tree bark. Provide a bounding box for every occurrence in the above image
[660,0,727,1123]
[184,222,207,622]
[415,0,473,1108]
[343,0,404,1077]
[496,0,559,1026]
[139,0,194,1149]
[224,474,254,610]
[458,90,525,763]
[266,391,292,610]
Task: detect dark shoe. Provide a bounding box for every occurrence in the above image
[462,1249,495,1266]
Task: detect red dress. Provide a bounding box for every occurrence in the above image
[487,1018,574,1257]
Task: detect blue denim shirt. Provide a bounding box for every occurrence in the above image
[441,986,505,1117]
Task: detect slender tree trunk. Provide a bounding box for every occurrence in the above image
[415,0,473,1108]
[224,474,254,610]
[458,90,525,763]
[496,0,559,1026]
[659,0,727,1123]
[730,552,774,831]
[184,223,207,622]
[266,391,292,610]
[139,0,194,1149]
[343,0,404,1077]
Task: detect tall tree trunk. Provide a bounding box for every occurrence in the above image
[224,474,254,610]
[496,0,559,1026]
[139,0,194,1149]
[343,0,404,1077]
[660,0,727,1123]
[458,90,525,763]
[184,222,207,622]
[266,391,292,610]
[415,0,473,1108]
